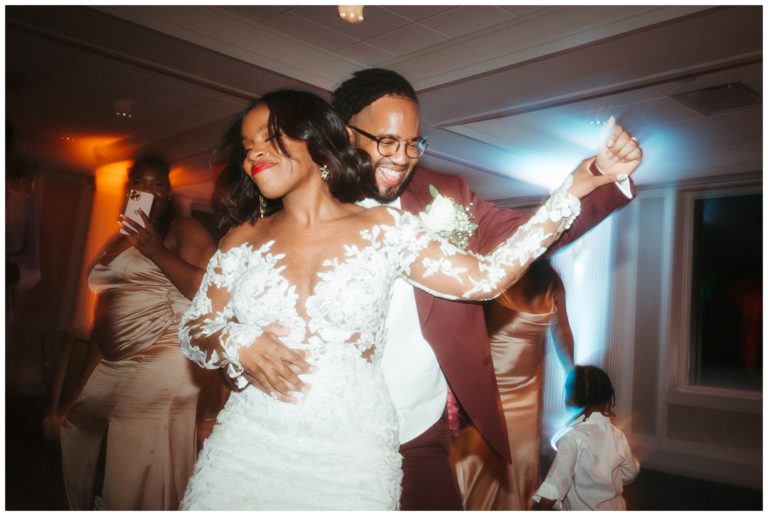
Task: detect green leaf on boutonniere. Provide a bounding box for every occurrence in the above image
[428,184,439,199]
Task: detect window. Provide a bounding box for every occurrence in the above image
[689,192,762,391]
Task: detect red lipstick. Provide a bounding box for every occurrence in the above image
[250,162,276,176]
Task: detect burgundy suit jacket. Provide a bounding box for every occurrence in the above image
[398,167,635,462]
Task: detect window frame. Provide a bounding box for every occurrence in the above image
[670,183,762,407]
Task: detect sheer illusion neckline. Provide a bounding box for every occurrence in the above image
[222,209,402,319]
[221,239,369,320]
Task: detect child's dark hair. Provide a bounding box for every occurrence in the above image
[567,365,616,417]
[331,68,418,123]
[213,90,377,229]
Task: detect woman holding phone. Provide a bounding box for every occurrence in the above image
[59,156,216,510]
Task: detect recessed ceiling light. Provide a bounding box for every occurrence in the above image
[113,99,135,119]
[338,5,364,23]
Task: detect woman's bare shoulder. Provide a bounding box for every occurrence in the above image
[358,204,404,224]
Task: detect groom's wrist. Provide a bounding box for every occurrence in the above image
[589,160,605,176]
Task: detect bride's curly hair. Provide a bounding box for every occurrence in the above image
[212,90,376,229]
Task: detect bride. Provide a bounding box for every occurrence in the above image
[179,90,628,510]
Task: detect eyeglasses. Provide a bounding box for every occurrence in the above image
[349,126,428,159]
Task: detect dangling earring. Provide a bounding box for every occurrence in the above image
[259,194,267,218]
[320,164,330,182]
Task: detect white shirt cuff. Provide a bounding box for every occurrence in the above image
[593,161,633,199]
[533,484,564,509]
[615,176,633,199]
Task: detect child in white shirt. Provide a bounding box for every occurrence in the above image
[532,365,639,510]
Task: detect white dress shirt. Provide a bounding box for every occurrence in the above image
[533,412,640,510]
[614,176,633,199]
[358,197,448,444]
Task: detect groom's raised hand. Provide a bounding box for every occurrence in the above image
[239,323,311,403]
[594,116,643,178]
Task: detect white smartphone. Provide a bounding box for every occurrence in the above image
[120,190,155,235]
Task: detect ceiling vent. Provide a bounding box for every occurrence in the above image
[672,82,761,115]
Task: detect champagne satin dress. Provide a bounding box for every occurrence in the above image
[60,247,201,510]
[453,301,554,510]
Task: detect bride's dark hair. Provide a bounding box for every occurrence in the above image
[212,90,376,229]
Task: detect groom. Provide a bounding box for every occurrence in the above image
[239,68,642,509]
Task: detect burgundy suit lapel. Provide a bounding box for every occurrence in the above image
[399,178,424,214]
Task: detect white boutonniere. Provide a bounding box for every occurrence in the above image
[419,185,478,249]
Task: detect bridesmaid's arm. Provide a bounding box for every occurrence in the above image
[551,274,575,371]
[170,217,218,297]
[120,212,216,299]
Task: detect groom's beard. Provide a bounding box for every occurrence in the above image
[372,159,417,203]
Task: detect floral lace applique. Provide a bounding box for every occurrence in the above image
[387,175,580,300]
[177,177,580,510]
[180,176,580,387]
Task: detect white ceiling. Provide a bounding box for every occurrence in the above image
[5,5,763,203]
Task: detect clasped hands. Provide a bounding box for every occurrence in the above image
[567,116,643,199]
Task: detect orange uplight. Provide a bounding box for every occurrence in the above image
[168,164,216,188]
[60,135,125,169]
[72,160,132,336]
[169,166,193,188]
[94,160,131,194]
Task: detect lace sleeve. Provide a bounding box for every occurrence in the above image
[390,176,581,301]
[179,247,263,389]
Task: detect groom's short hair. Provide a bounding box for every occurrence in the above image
[331,68,418,123]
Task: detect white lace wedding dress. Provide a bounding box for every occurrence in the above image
[179,180,580,510]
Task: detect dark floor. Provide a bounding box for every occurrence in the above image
[623,468,763,511]
[5,394,763,511]
[538,453,763,512]
[6,395,69,510]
